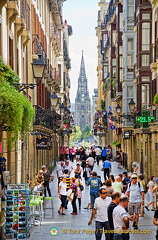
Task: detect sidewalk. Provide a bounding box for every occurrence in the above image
[28,160,156,240]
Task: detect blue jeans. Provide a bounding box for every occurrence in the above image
[114,233,129,240]
[90,192,99,209]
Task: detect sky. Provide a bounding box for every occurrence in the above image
[63,0,99,104]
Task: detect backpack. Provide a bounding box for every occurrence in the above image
[128,181,141,190]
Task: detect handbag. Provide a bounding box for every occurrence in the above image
[66,189,74,201]
[101,168,104,171]
[79,185,84,191]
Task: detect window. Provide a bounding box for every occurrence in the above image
[120,56,123,68]
[128,0,134,4]
[120,69,123,82]
[112,31,116,46]
[103,65,108,79]
[127,54,133,67]
[141,55,150,66]
[127,86,133,97]
[142,13,150,20]
[120,13,123,31]
[112,58,116,66]
[142,76,150,82]
[119,46,123,54]
[142,22,150,50]
[128,6,134,17]
[102,33,107,48]
[142,84,149,105]
[112,67,116,77]
[127,38,134,51]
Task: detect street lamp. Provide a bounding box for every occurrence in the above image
[32,54,46,79]
[128,99,135,112]
[59,103,65,115]
[50,92,58,108]
[115,104,121,114]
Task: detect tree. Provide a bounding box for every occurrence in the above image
[70,126,82,142]
[81,125,92,140]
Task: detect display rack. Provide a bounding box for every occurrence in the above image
[5,184,30,239]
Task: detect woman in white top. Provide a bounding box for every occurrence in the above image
[145,175,155,211]
[58,176,67,215]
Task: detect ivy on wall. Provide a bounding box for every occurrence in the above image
[0,57,35,145]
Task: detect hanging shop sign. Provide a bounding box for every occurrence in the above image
[36,138,49,150]
[123,131,130,139]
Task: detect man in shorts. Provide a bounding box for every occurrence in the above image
[126,174,144,230]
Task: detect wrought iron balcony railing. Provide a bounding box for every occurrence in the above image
[34,105,61,131]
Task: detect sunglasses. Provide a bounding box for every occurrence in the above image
[132,178,137,179]
[102,192,107,194]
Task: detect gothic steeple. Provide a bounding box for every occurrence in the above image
[76,51,89,99]
[75,52,91,131]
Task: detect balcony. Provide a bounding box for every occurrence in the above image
[32,34,47,61]
[150,43,157,70]
[50,24,60,56]
[103,0,116,29]
[34,105,61,131]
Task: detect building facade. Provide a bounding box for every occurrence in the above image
[75,52,91,131]
[0,0,72,233]
[95,0,158,181]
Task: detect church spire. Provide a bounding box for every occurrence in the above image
[75,52,91,131]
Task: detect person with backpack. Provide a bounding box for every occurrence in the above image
[126,174,144,230]
[87,171,102,209]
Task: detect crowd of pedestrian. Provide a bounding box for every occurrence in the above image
[34,145,158,240]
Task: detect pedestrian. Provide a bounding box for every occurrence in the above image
[42,165,52,197]
[70,177,78,215]
[95,146,102,165]
[81,155,87,171]
[112,176,123,193]
[113,195,134,240]
[116,150,122,169]
[84,163,91,185]
[60,169,71,209]
[88,188,111,240]
[87,171,102,209]
[91,147,96,160]
[126,173,144,230]
[107,192,121,240]
[85,147,92,157]
[75,147,80,162]
[64,160,73,175]
[64,147,69,160]
[34,170,44,187]
[122,171,130,193]
[58,176,67,215]
[56,161,65,184]
[102,159,112,180]
[145,175,155,211]
[101,147,108,162]
[70,146,75,162]
[87,154,95,171]
[75,177,83,210]
[101,179,114,197]
[74,163,82,179]
[109,174,115,184]
[153,208,158,240]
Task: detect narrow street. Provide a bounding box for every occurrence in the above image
[29,160,156,240]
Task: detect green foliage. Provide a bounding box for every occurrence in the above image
[112,141,121,148]
[81,125,92,140]
[70,126,82,142]
[100,99,105,110]
[0,57,20,85]
[153,93,158,105]
[0,57,35,145]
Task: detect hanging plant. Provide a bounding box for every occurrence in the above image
[153,93,158,105]
[0,57,35,145]
[100,99,105,110]
[112,141,121,148]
